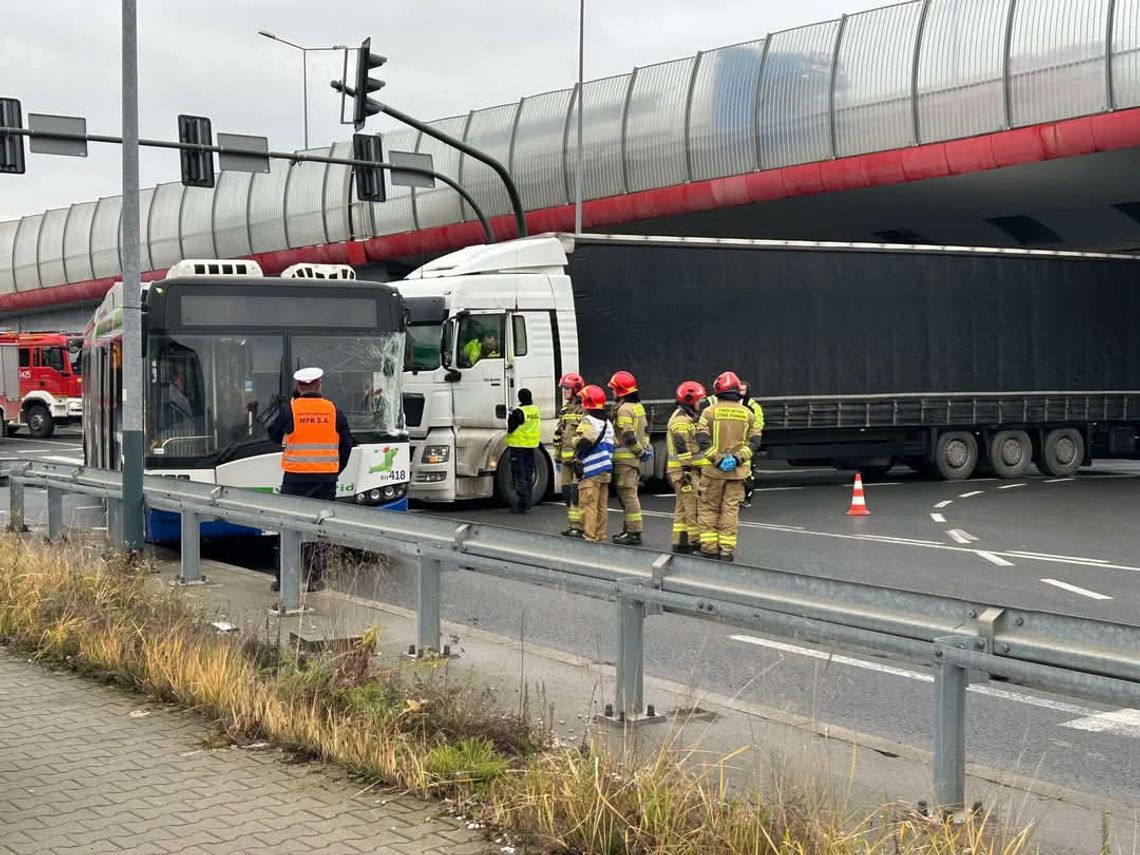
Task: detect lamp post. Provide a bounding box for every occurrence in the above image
[257,31,347,150]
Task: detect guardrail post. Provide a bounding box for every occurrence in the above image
[8,478,26,533]
[933,651,968,811]
[416,557,442,655]
[106,498,123,545]
[46,487,64,540]
[176,511,204,585]
[615,596,645,720]
[276,528,303,613]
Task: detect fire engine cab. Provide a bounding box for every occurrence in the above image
[0,332,83,438]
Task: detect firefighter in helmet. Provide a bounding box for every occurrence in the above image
[570,384,616,543]
[667,381,706,554]
[553,372,586,537]
[694,371,762,562]
[607,370,652,546]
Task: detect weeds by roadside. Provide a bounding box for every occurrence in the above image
[0,536,1036,854]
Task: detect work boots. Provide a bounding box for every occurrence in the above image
[719,551,735,563]
[561,528,584,539]
[612,531,643,546]
[672,533,691,554]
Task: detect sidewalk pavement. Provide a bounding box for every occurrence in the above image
[0,653,493,854]
[166,552,1139,855]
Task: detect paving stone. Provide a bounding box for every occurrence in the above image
[0,651,491,853]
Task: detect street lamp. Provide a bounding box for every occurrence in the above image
[258,30,348,150]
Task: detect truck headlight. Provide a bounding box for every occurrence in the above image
[422,444,450,464]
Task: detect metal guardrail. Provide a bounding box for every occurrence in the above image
[7,459,1140,812]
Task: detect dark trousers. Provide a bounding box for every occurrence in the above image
[509,447,536,509]
[280,478,336,584]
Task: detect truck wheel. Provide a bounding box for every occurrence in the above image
[1036,428,1084,477]
[494,449,551,508]
[26,403,54,438]
[989,430,1032,479]
[935,431,977,481]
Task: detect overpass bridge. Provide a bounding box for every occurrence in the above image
[5,0,1140,327]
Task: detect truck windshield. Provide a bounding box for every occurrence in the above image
[406,323,442,371]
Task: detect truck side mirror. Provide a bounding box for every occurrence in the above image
[444,368,461,383]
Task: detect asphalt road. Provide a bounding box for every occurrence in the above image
[7,433,1140,806]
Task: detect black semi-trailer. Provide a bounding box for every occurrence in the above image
[567,234,1140,480]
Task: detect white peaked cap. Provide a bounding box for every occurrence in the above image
[293,367,324,383]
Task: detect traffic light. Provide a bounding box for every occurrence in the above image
[332,37,385,131]
[177,115,215,188]
[0,98,26,174]
[352,133,386,203]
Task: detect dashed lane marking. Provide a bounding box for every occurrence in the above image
[729,634,1099,718]
[1045,478,1075,483]
[934,500,953,509]
[930,512,946,523]
[977,551,1014,567]
[1061,709,1140,738]
[958,490,984,498]
[998,483,1028,489]
[1040,578,1113,600]
[946,529,976,544]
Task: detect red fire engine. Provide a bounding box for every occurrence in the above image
[0,332,83,438]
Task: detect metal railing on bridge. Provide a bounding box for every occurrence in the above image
[6,459,1140,813]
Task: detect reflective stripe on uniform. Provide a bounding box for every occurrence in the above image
[283,397,340,474]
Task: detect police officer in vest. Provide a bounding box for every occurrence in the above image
[268,367,354,592]
[505,388,541,513]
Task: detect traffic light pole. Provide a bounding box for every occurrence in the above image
[0,127,495,244]
[120,0,145,552]
[367,99,527,240]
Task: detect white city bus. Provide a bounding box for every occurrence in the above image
[83,260,410,542]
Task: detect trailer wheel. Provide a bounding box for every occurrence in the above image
[988,430,1032,479]
[935,431,977,480]
[1036,427,1084,477]
[25,403,54,439]
[494,449,551,508]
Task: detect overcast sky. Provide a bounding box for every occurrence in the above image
[1,0,883,221]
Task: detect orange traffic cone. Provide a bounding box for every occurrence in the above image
[847,472,870,516]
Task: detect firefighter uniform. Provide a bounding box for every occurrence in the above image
[741,389,766,507]
[666,406,701,552]
[572,390,615,543]
[695,378,762,561]
[553,395,584,535]
[612,399,649,539]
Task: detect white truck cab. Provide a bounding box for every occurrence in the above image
[398,236,579,503]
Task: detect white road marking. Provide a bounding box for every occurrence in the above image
[755,486,806,492]
[946,529,976,544]
[40,455,83,465]
[934,500,953,509]
[977,551,1014,567]
[1010,550,1109,564]
[1061,709,1140,738]
[1045,478,1075,484]
[998,483,1027,489]
[862,482,904,487]
[729,634,1097,717]
[958,490,984,498]
[929,512,946,523]
[1040,578,1113,600]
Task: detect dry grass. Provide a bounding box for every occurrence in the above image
[0,535,1038,854]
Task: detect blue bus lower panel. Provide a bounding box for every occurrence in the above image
[144,496,409,544]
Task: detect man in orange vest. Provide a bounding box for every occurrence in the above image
[268,366,354,592]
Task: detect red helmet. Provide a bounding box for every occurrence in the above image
[676,381,706,407]
[559,372,586,394]
[713,371,742,395]
[607,370,638,397]
[578,384,607,410]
